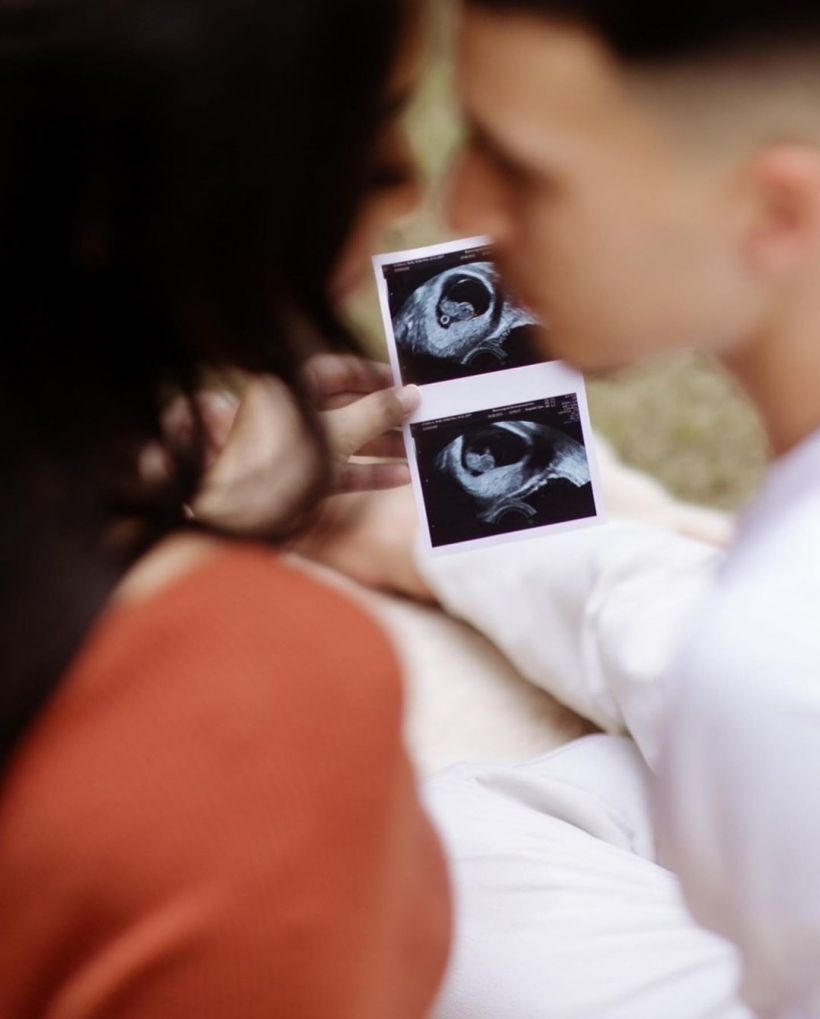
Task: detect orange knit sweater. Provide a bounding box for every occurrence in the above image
[0,546,450,1018]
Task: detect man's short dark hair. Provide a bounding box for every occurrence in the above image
[467,1,820,63]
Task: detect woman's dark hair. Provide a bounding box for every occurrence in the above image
[468,0,820,63]
[0,0,413,763]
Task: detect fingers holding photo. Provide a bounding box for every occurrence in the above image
[323,383,419,459]
[303,352,396,410]
[304,352,420,489]
[152,355,417,536]
[336,460,412,494]
[323,381,419,492]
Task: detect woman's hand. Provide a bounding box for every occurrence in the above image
[295,486,437,604]
[174,355,419,535]
[303,353,419,492]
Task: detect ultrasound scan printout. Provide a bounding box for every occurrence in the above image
[378,239,542,385]
[374,236,604,553]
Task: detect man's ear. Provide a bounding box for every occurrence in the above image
[742,144,820,278]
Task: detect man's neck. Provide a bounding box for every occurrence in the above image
[721,286,820,459]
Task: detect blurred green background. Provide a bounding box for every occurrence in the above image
[345,15,770,512]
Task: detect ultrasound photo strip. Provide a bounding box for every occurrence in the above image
[375,236,545,387]
[411,397,600,551]
[373,237,605,554]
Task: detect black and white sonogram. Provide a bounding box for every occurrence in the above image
[411,396,597,548]
[381,242,544,385]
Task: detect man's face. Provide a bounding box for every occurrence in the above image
[450,8,762,373]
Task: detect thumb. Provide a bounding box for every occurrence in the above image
[326,384,420,459]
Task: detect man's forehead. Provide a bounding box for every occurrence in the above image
[455,7,648,159]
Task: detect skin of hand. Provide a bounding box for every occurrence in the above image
[295,485,437,604]
[160,354,419,537]
[304,353,419,492]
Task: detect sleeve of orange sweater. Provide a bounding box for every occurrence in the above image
[0,547,450,1019]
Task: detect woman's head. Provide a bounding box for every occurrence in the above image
[3,0,420,418]
[0,0,423,759]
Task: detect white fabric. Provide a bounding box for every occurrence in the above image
[427,736,750,1019]
[658,429,820,1019]
[419,519,721,767]
[293,434,731,776]
[419,431,820,1019]
[420,525,746,1019]
[292,556,594,775]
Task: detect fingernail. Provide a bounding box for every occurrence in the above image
[396,385,420,414]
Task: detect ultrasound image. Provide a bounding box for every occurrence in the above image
[412,396,597,548]
[382,244,546,385]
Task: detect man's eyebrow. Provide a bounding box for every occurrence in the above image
[466,116,534,180]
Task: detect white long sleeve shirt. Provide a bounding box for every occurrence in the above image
[657,429,820,1019]
[418,429,820,1019]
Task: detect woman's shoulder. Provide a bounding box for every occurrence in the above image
[97,535,400,722]
[1,534,408,895]
[6,536,405,807]
[112,531,385,651]
[107,533,397,668]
